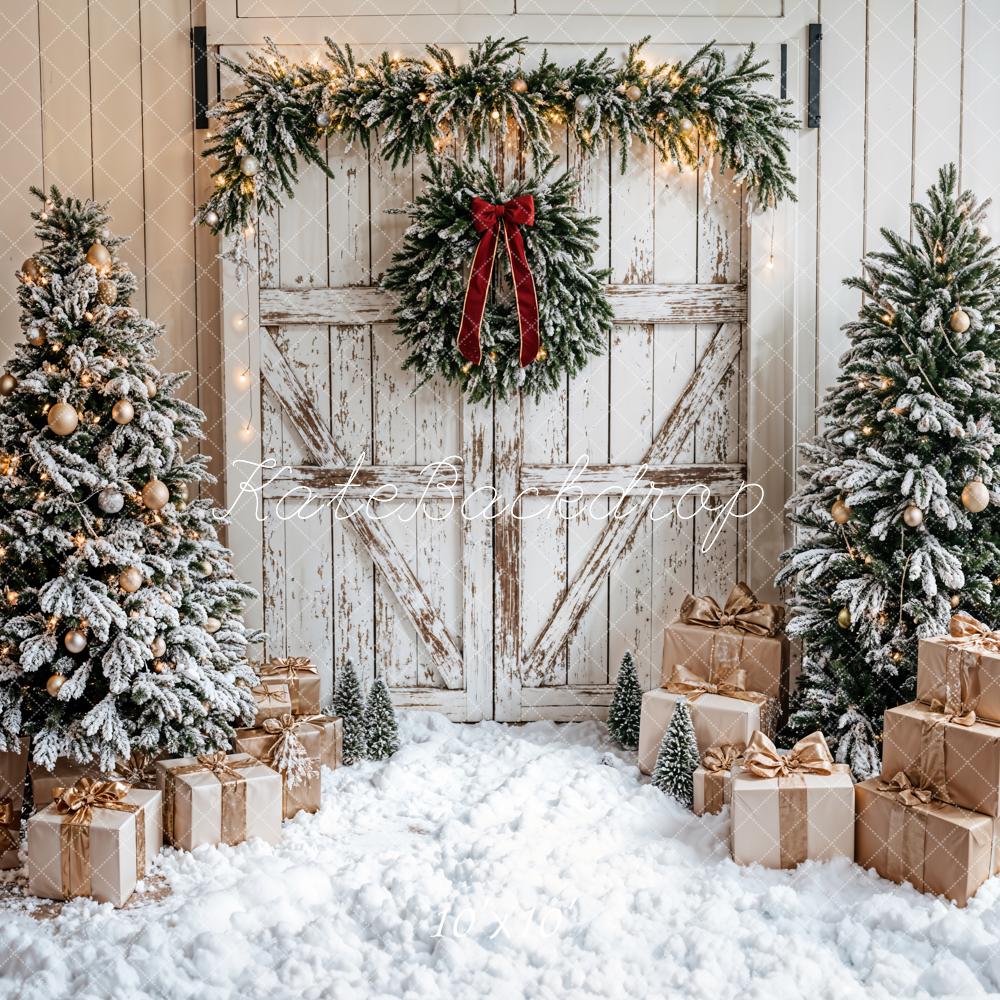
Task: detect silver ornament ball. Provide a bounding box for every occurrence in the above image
[64,629,87,654]
[902,504,924,528]
[316,111,331,127]
[204,617,221,634]
[98,487,124,514]
[843,430,858,447]
[204,210,219,227]
[150,636,167,658]
[240,154,260,176]
[626,84,643,102]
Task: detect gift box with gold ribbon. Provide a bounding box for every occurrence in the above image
[855,773,1000,907]
[251,682,293,724]
[660,584,789,710]
[637,668,778,776]
[917,613,1000,725]
[307,715,344,770]
[693,744,743,816]
[881,701,1000,817]
[0,738,29,870]
[730,731,855,869]
[156,752,282,851]
[233,715,321,819]
[112,751,165,790]
[256,657,321,716]
[27,779,162,908]
[30,757,107,807]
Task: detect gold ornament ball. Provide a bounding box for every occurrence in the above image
[837,607,852,629]
[21,257,41,283]
[962,479,990,513]
[626,84,643,101]
[27,327,45,347]
[949,307,971,333]
[902,504,924,528]
[204,617,221,634]
[86,242,111,272]
[144,376,157,399]
[64,629,87,654]
[142,478,169,510]
[535,346,548,362]
[97,278,118,305]
[47,402,79,436]
[153,660,167,674]
[680,117,694,133]
[46,673,65,697]
[112,398,135,425]
[119,566,144,593]
[951,593,962,608]
[150,636,167,658]
[831,498,852,525]
[511,77,529,94]
[194,559,213,578]
[0,373,16,396]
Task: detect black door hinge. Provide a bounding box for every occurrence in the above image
[192,26,209,130]
[807,23,822,128]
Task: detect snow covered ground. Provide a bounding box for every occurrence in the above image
[2,712,1000,999]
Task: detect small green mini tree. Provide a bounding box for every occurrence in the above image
[364,676,400,761]
[607,651,642,749]
[651,700,700,808]
[333,661,366,765]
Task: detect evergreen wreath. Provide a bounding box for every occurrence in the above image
[198,35,797,269]
[382,157,613,403]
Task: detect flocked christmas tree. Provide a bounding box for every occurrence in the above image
[364,676,400,761]
[334,661,367,765]
[607,651,642,750]
[0,189,261,772]
[778,165,1000,778]
[650,700,700,807]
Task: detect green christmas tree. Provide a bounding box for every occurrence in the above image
[363,676,400,761]
[0,189,261,773]
[607,651,642,749]
[778,165,1000,778]
[334,661,366,765]
[651,700,699,808]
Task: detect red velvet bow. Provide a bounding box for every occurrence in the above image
[458,195,540,369]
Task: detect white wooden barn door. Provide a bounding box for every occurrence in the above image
[218,24,797,721]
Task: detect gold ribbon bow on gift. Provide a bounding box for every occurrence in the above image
[742,729,835,779]
[875,771,941,892]
[664,663,767,706]
[115,751,159,788]
[259,657,318,678]
[703,743,743,773]
[162,752,258,847]
[878,771,936,807]
[947,612,1000,651]
[53,778,145,899]
[680,583,783,638]
[261,714,316,790]
[929,697,978,728]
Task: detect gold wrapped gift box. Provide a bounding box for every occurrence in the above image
[252,682,293,724]
[917,615,1000,724]
[660,585,789,710]
[256,657,322,716]
[855,775,1000,908]
[881,701,1000,817]
[30,757,107,807]
[27,780,162,908]
[233,716,322,819]
[693,744,742,816]
[156,752,283,851]
[730,732,855,869]
[0,739,29,870]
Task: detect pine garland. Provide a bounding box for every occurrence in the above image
[199,35,797,264]
[382,156,611,402]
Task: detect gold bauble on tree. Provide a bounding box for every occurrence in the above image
[0,372,16,396]
[47,402,79,436]
[86,241,111,272]
[142,478,169,510]
[46,673,65,697]
[962,479,990,513]
[511,77,529,94]
[626,84,643,101]
[27,327,45,347]
[63,629,87,654]
[951,594,962,608]
[119,566,143,593]
[831,497,852,525]
[111,398,135,425]
[949,307,971,333]
[150,636,166,658]
[97,278,118,305]
[204,617,221,634]
[144,376,157,399]
[902,504,924,527]
[837,607,852,629]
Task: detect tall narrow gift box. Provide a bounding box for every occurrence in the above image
[0,738,29,869]
[881,702,1000,817]
[660,584,789,709]
[27,779,163,908]
[917,613,1000,724]
[30,757,107,807]
[693,744,742,816]
[307,715,344,770]
[637,669,778,775]
[855,774,1000,908]
[156,752,282,851]
[730,731,855,869]
[233,715,321,818]
[256,657,321,716]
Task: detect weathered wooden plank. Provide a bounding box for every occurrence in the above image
[258,282,747,326]
[260,328,464,688]
[523,322,742,683]
[519,462,746,496]
[261,463,462,500]
[520,683,615,722]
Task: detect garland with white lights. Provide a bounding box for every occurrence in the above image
[199,35,797,267]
